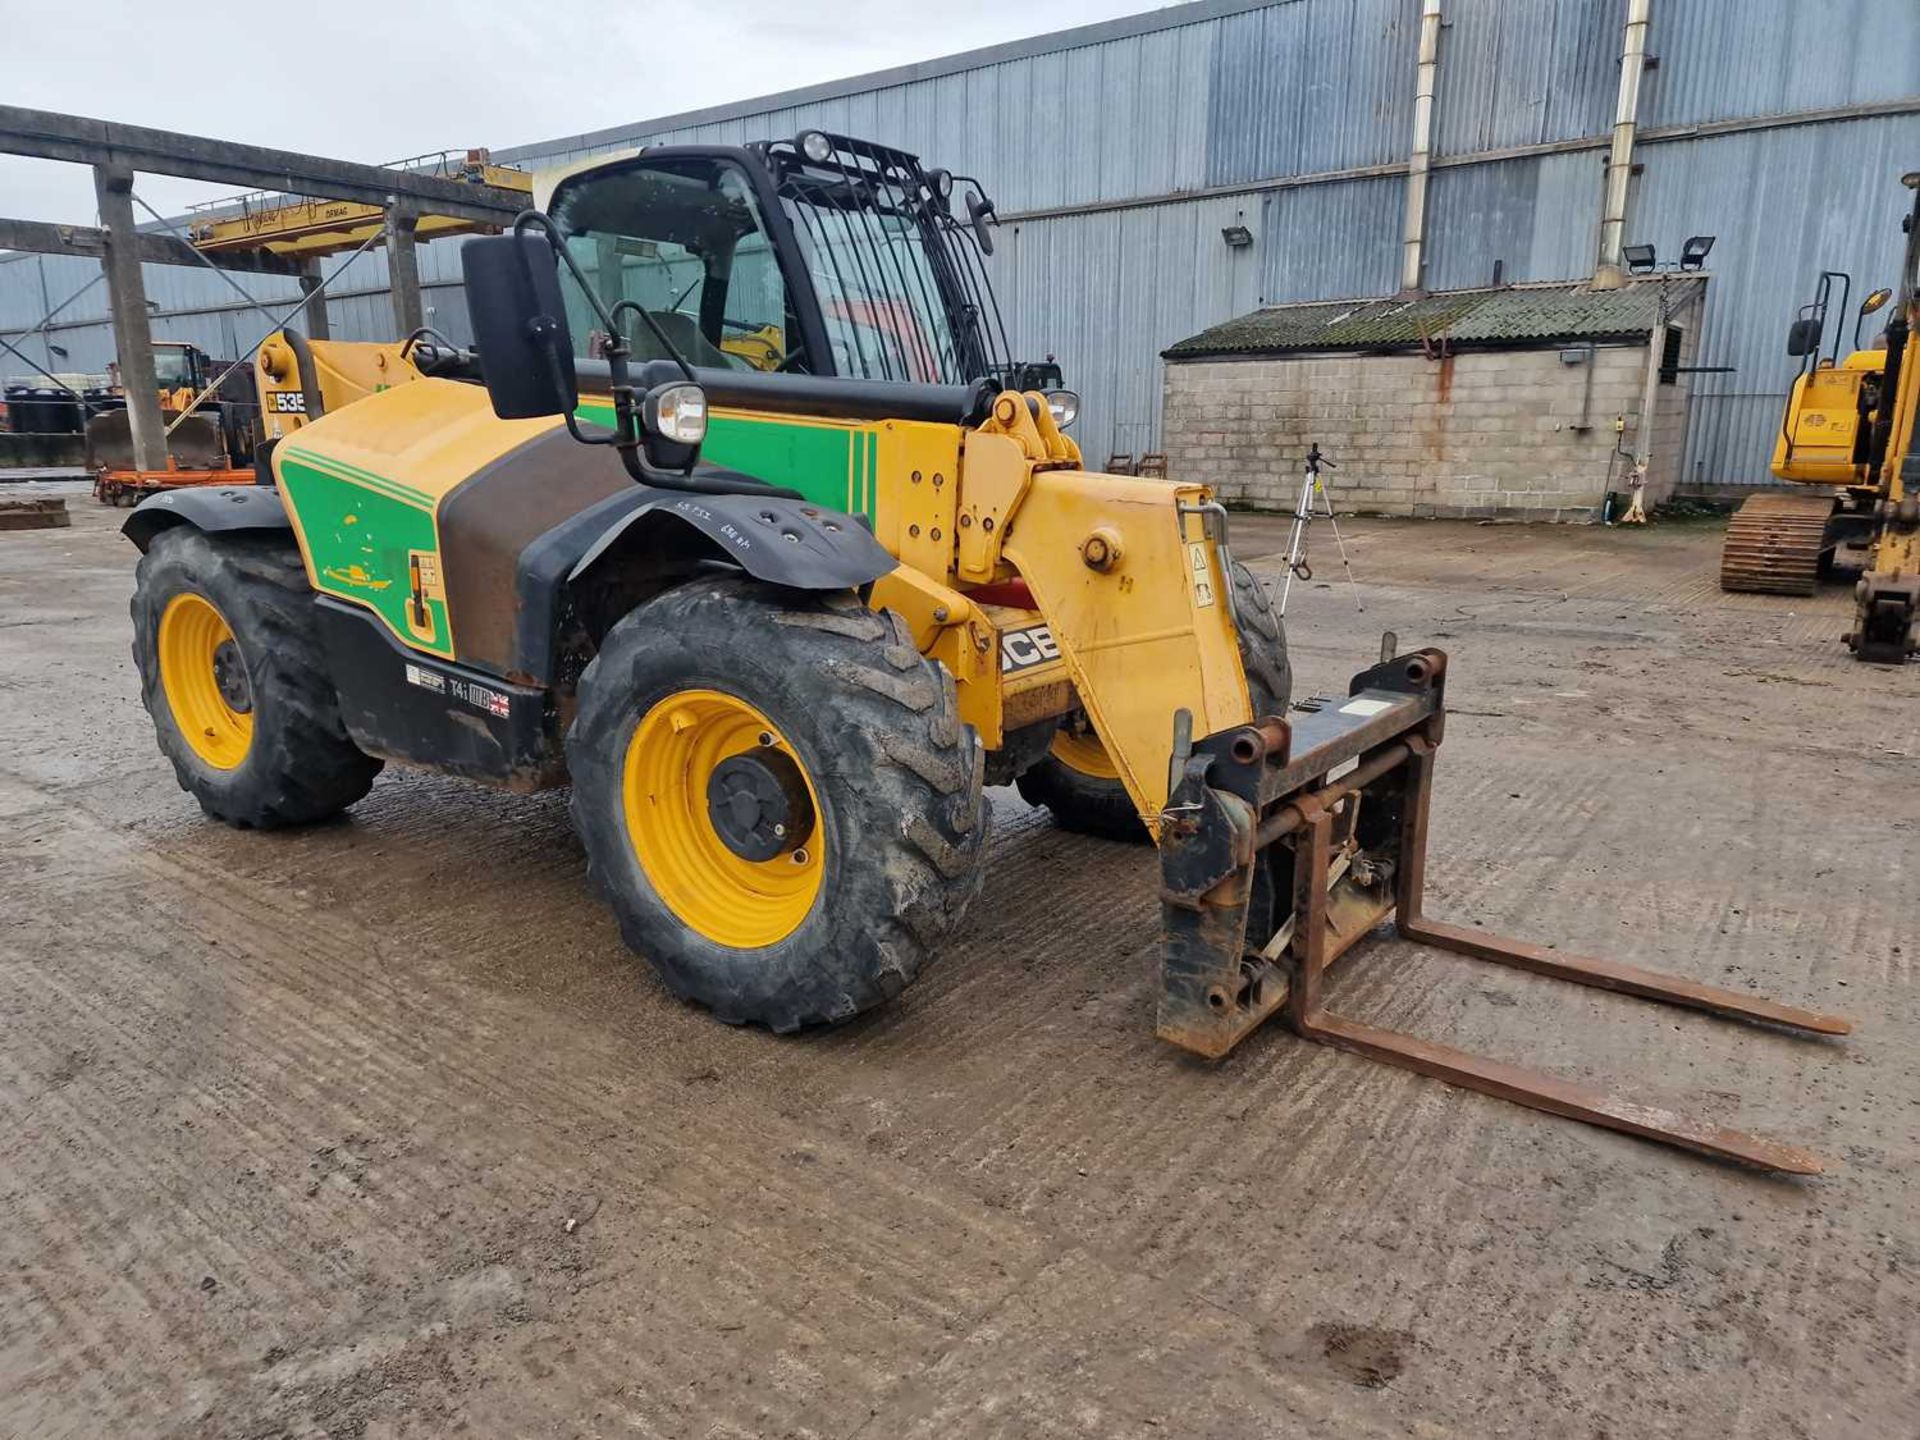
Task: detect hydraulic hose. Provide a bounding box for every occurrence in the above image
[1866,312,1908,493]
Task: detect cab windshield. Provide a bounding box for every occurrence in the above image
[151,346,195,389]
[548,144,1007,386]
[551,157,800,374]
[767,135,1006,386]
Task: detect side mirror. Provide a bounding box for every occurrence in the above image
[1785,316,1823,357]
[966,191,996,257]
[462,232,577,419]
[1860,287,1893,317]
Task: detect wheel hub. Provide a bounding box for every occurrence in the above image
[211,638,253,713]
[706,749,815,862]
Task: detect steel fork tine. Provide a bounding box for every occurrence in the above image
[1299,1009,1827,1174]
[1399,917,1853,1036]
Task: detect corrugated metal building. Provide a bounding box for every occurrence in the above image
[3,0,1916,488]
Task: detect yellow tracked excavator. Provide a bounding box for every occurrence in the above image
[122,131,1850,1171]
[1721,169,1920,663]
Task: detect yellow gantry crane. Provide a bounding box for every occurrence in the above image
[187,150,531,260]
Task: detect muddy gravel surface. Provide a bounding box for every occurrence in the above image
[2,497,1915,1438]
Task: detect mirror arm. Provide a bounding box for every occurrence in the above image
[513,211,615,329]
[608,299,697,384]
[504,210,802,500]
[502,213,698,386]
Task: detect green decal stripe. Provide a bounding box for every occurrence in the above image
[279,447,433,506]
[276,455,454,658]
[287,448,434,503]
[576,403,878,521]
[281,458,429,513]
[280,450,434,509]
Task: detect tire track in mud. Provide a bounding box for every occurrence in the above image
[0,790,1111,1437]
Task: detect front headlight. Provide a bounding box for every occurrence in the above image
[645,382,708,445]
[798,130,835,164]
[1045,389,1079,429]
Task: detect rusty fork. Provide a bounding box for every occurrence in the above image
[1158,649,1851,1175]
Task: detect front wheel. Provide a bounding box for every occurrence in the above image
[1016,559,1292,841]
[567,577,988,1031]
[131,526,382,827]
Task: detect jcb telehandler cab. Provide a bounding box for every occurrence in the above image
[124,132,1848,1172]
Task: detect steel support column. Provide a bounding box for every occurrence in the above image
[387,205,422,336]
[91,164,166,472]
[299,259,331,340]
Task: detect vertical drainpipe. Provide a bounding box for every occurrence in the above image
[1592,0,1652,290]
[1399,0,1443,297]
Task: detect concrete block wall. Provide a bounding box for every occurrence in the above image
[1162,342,1690,522]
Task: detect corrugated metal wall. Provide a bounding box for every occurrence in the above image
[4,0,1917,484]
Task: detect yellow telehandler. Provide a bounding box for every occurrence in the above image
[123,132,1847,1170]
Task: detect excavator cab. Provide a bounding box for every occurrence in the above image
[1742,173,1920,659]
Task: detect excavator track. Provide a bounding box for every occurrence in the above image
[1719,491,1837,595]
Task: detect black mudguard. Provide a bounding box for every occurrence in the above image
[570,488,894,590]
[507,483,896,684]
[122,485,291,552]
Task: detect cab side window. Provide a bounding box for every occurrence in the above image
[551,160,804,374]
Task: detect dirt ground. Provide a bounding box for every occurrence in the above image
[2,491,1916,1439]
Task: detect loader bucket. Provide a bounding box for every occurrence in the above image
[1157,648,1851,1174]
[84,409,227,475]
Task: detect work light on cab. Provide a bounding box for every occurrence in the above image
[646,382,707,445]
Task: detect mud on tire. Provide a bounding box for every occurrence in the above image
[131,526,383,827]
[1016,559,1292,842]
[566,575,988,1031]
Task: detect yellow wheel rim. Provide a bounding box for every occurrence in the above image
[622,689,826,949]
[1050,725,1121,781]
[157,592,253,770]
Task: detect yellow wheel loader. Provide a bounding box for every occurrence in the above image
[125,132,1847,1170]
[1721,170,1920,663]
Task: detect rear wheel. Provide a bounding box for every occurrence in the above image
[1017,559,1292,841]
[131,526,382,827]
[567,576,987,1031]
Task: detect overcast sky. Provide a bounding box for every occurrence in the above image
[2,0,1162,224]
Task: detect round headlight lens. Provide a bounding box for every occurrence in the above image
[1045,389,1080,429]
[647,382,708,445]
[799,130,834,164]
[928,168,954,200]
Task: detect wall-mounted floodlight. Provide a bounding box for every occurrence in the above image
[1679,235,1715,270]
[1222,224,1254,248]
[1623,244,1657,274]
